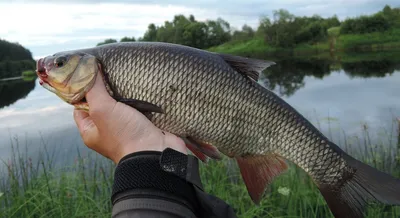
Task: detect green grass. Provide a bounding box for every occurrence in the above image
[208,28,400,56]
[339,50,400,63]
[336,28,400,51]
[21,70,35,77]
[21,70,37,82]
[327,27,341,37]
[1,118,400,218]
[208,37,276,56]
[293,42,330,52]
[207,37,332,57]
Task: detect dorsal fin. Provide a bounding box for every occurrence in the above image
[216,53,275,81]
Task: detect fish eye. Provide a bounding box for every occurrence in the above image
[54,56,68,68]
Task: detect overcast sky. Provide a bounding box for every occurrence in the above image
[1,0,398,59]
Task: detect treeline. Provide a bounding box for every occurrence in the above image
[0,60,35,78]
[0,39,33,61]
[243,5,399,48]
[97,5,400,50]
[97,15,231,49]
[256,9,340,48]
[341,5,400,34]
[0,39,35,78]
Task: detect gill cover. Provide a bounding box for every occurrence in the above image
[41,52,98,104]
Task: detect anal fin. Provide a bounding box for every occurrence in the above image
[185,141,208,163]
[236,153,288,204]
[182,137,222,161]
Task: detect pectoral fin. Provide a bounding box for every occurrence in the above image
[117,98,164,114]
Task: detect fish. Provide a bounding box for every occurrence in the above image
[36,42,400,218]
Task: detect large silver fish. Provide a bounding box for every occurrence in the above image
[36,42,400,218]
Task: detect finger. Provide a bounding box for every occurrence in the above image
[73,109,91,131]
[85,72,117,117]
[73,109,99,148]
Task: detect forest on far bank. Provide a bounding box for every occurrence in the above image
[97,5,400,50]
[0,39,35,78]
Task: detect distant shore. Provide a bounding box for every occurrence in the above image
[0,76,23,81]
[208,28,400,57]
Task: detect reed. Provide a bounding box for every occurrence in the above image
[1,118,400,218]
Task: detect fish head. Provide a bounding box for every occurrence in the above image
[36,51,99,105]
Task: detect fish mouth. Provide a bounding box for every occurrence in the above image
[36,58,59,94]
[36,58,49,86]
[35,57,87,105]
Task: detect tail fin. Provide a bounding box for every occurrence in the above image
[318,154,400,218]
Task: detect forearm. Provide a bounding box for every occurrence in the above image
[111,149,200,218]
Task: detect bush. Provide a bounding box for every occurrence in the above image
[21,70,36,77]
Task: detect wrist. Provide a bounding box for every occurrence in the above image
[111,149,201,216]
[112,134,187,164]
[161,132,188,155]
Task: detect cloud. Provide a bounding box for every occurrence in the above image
[1,0,399,59]
[0,2,225,58]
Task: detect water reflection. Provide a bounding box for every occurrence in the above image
[0,79,36,109]
[261,59,332,96]
[0,78,81,163]
[261,52,400,97]
[342,60,400,78]
[0,52,399,166]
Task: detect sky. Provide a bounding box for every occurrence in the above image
[0,0,399,60]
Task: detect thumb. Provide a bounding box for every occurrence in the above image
[73,109,99,149]
[85,72,117,117]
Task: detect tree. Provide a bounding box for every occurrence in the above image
[131,15,231,49]
[120,37,136,42]
[0,39,35,78]
[142,23,158,42]
[232,24,255,41]
[96,39,117,46]
[340,6,396,34]
[205,18,231,47]
[0,39,33,61]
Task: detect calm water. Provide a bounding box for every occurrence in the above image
[0,53,400,166]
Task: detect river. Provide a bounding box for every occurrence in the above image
[0,52,400,167]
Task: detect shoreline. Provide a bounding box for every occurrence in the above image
[208,31,400,58]
[0,76,23,81]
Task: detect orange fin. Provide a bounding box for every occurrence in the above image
[236,153,288,204]
[185,141,208,163]
[182,137,222,160]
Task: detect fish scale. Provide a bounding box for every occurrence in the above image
[106,45,322,160]
[39,42,400,218]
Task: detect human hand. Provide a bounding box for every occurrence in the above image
[73,74,187,164]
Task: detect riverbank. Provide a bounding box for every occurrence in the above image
[1,120,400,218]
[0,76,23,82]
[208,28,400,57]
